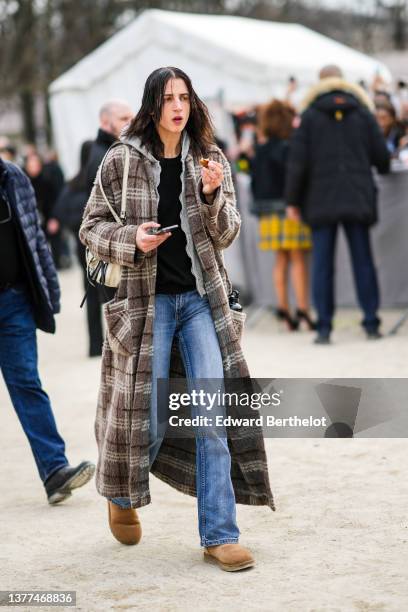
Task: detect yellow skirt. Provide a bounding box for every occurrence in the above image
[259,214,312,251]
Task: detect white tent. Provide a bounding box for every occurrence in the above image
[49,9,391,177]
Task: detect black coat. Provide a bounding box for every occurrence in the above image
[250,137,288,216]
[27,171,58,225]
[43,160,65,200]
[285,80,390,227]
[54,184,88,232]
[85,128,116,197]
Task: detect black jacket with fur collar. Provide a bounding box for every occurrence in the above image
[285,77,390,226]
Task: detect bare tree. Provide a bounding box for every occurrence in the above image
[377,0,407,49]
[1,0,407,141]
[0,0,230,141]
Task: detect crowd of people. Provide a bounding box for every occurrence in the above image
[232,65,403,343]
[0,62,403,359]
[0,61,403,572]
[0,63,402,348]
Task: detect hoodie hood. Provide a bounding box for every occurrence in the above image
[119,130,191,163]
[312,90,360,118]
[300,77,375,115]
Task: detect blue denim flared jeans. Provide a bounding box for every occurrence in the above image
[111,290,240,547]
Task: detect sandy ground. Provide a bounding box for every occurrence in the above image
[1,265,407,612]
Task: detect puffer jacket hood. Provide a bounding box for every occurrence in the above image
[300,77,375,114]
[313,91,360,119]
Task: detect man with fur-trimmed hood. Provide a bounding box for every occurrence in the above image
[285,65,390,344]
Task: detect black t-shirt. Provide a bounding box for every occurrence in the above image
[155,155,196,294]
[0,188,22,286]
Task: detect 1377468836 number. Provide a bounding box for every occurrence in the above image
[0,591,76,607]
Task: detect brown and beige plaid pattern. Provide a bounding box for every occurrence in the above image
[79,138,275,511]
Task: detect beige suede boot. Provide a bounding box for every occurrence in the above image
[204,544,255,571]
[108,501,142,545]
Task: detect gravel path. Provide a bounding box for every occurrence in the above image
[1,266,407,612]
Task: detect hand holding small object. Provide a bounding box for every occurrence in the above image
[200,158,223,196]
[136,222,171,253]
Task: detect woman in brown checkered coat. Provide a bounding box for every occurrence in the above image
[80,67,274,571]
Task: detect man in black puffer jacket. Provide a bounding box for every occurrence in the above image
[0,156,95,504]
[285,65,390,344]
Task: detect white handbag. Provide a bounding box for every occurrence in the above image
[85,144,131,288]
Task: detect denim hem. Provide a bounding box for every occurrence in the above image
[201,537,239,548]
[109,497,132,509]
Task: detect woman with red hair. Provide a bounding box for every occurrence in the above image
[251,100,315,331]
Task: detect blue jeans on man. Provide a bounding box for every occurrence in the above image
[111,290,240,547]
[0,285,68,481]
[311,222,380,336]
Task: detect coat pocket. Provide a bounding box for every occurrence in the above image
[230,309,247,343]
[104,297,133,356]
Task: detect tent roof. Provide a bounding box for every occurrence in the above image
[50,9,391,94]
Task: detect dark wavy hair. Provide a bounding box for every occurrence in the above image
[124,66,215,159]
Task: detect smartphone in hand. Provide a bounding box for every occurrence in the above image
[147,224,179,235]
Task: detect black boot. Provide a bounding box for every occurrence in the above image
[45,461,95,505]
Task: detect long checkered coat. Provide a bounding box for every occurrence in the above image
[79,133,274,510]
